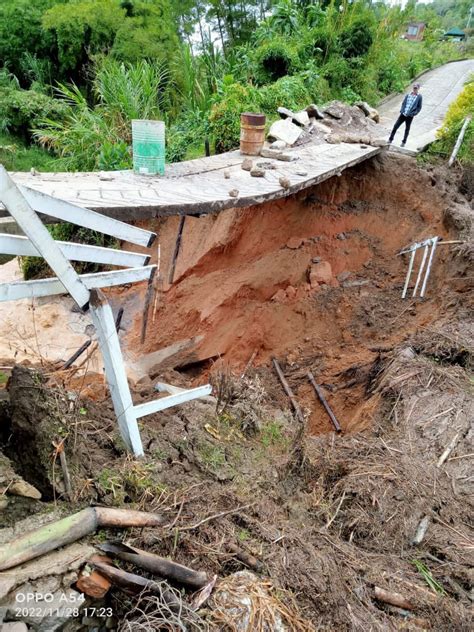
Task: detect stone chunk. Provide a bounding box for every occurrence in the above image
[77,555,112,599]
[250,166,266,177]
[8,480,42,500]
[270,140,287,150]
[279,176,291,189]
[309,261,333,287]
[277,106,294,120]
[271,289,287,303]
[241,158,253,171]
[229,189,239,198]
[286,237,304,250]
[268,118,302,146]
[293,110,310,127]
[355,101,380,123]
[305,104,325,119]
[323,103,345,119]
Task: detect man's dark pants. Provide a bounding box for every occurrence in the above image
[389,114,413,143]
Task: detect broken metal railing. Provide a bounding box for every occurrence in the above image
[399,236,439,299]
[0,165,211,457]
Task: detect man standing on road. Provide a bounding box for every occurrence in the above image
[388,83,423,147]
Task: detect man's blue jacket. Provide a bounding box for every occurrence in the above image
[400,93,423,117]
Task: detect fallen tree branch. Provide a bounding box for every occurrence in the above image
[437,431,461,468]
[179,503,256,532]
[0,507,164,571]
[98,541,208,590]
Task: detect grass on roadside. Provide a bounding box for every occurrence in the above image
[0,132,57,172]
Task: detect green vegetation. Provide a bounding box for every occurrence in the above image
[0,1,471,171]
[428,78,473,165]
[412,559,446,595]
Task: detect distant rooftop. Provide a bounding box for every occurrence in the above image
[444,27,465,36]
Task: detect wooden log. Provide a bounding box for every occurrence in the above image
[448,116,471,167]
[63,340,92,369]
[168,215,185,284]
[373,586,414,610]
[91,560,181,611]
[307,372,342,433]
[0,507,164,571]
[140,268,157,343]
[98,541,208,590]
[272,357,305,423]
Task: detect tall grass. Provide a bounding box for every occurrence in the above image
[34,60,168,170]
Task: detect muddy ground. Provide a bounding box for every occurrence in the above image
[0,152,473,631]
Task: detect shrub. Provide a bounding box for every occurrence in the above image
[258,75,311,114]
[339,19,374,59]
[0,87,67,138]
[435,81,474,165]
[209,83,260,153]
[252,39,300,85]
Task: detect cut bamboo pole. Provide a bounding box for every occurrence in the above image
[307,372,342,433]
[272,357,304,423]
[373,586,414,610]
[98,541,208,590]
[91,560,181,610]
[0,507,164,571]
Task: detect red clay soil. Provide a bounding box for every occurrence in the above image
[124,154,457,434]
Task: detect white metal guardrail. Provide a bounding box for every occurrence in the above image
[0,165,211,457]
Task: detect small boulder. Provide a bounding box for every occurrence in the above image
[250,166,266,177]
[268,118,302,146]
[228,188,239,198]
[270,140,287,150]
[271,289,287,303]
[286,237,304,250]
[277,106,295,120]
[323,102,345,119]
[293,110,310,127]
[279,176,291,189]
[309,261,333,288]
[9,480,42,500]
[241,158,253,171]
[224,170,231,179]
[305,104,325,119]
[355,101,380,123]
[337,271,351,282]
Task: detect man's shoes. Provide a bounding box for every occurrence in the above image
[401,141,406,147]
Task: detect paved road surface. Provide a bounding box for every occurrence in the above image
[378,59,474,153]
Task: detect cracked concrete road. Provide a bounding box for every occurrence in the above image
[378,59,474,153]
